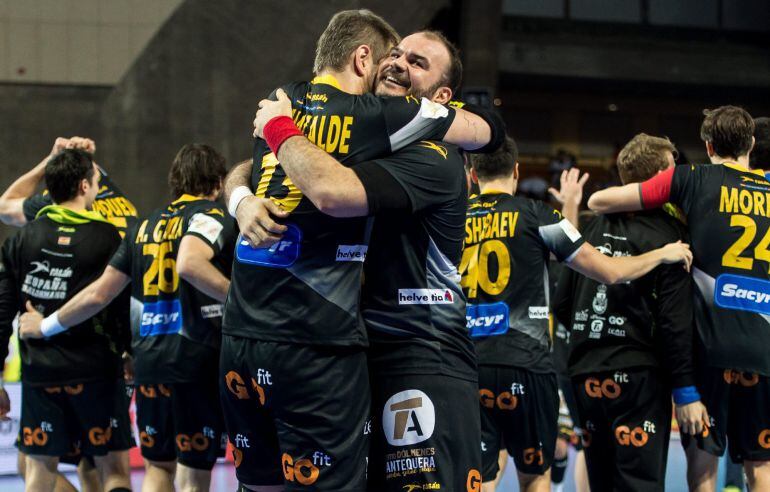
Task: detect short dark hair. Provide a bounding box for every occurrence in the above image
[314,10,400,75]
[45,149,95,204]
[750,117,770,171]
[168,144,227,199]
[417,30,463,95]
[471,136,518,180]
[700,105,755,159]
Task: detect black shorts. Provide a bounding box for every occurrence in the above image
[18,380,120,458]
[135,380,226,470]
[572,369,672,492]
[557,373,583,450]
[681,366,770,462]
[58,380,135,466]
[219,335,370,490]
[368,371,481,492]
[478,365,558,479]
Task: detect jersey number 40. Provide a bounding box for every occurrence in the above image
[460,239,511,299]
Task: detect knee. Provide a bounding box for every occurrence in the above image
[145,458,176,475]
[744,460,770,486]
[17,452,26,478]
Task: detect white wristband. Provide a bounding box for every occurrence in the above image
[228,186,253,218]
[40,311,67,337]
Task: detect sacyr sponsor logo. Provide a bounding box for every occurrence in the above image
[140,299,182,336]
[528,306,549,319]
[398,289,454,305]
[235,224,302,268]
[335,244,367,262]
[575,309,589,322]
[383,389,436,446]
[715,274,770,315]
[466,302,509,338]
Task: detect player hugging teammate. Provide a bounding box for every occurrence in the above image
[3,7,769,492]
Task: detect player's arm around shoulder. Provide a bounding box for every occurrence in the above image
[567,236,692,285]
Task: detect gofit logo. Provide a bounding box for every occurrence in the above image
[22,426,49,446]
[581,430,592,448]
[479,389,518,410]
[383,389,436,446]
[139,384,171,398]
[232,446,243,467]
[282,453,320,485]
[335,245,368,262]
[225,370,269,405]
[140,430,155,448]
[584,377,622,399]
[615,421,655,447]
[759,429,770,449]
[723,369,759,387]
[523,447,544,466]
[398,289,454,305]
[176,433,210,452]
[467,469,482,492]
[44,384,83,395]
[88,426,112,446]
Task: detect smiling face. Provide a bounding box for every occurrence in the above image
[374,32,453,102]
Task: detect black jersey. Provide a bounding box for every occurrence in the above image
[462,192,585,373]
[224,76,457,346]
[0,206,122,386]
[552,210,696,388]
[353,142,474,380]
[23,166,139,238]
[109,195,236,384]
[640,163,770,375]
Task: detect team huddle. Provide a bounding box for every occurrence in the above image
[0,7,768,492]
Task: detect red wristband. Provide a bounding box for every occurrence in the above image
[640,166,674,209]
[263,116,303,155]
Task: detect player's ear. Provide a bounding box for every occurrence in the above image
[705,141,715,157]
[432,86,452,105]
[353,45,372,77]
[469,166,479,185]
[514,162,520,181]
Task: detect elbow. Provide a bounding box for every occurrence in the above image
[595,269,622,285]
[311,188,348,218]
[586,193,605,213]
[90,288,112,307]
[176,258,196,282]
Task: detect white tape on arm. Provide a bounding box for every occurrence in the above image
[40,311,67,337]
[228,186,253,218]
